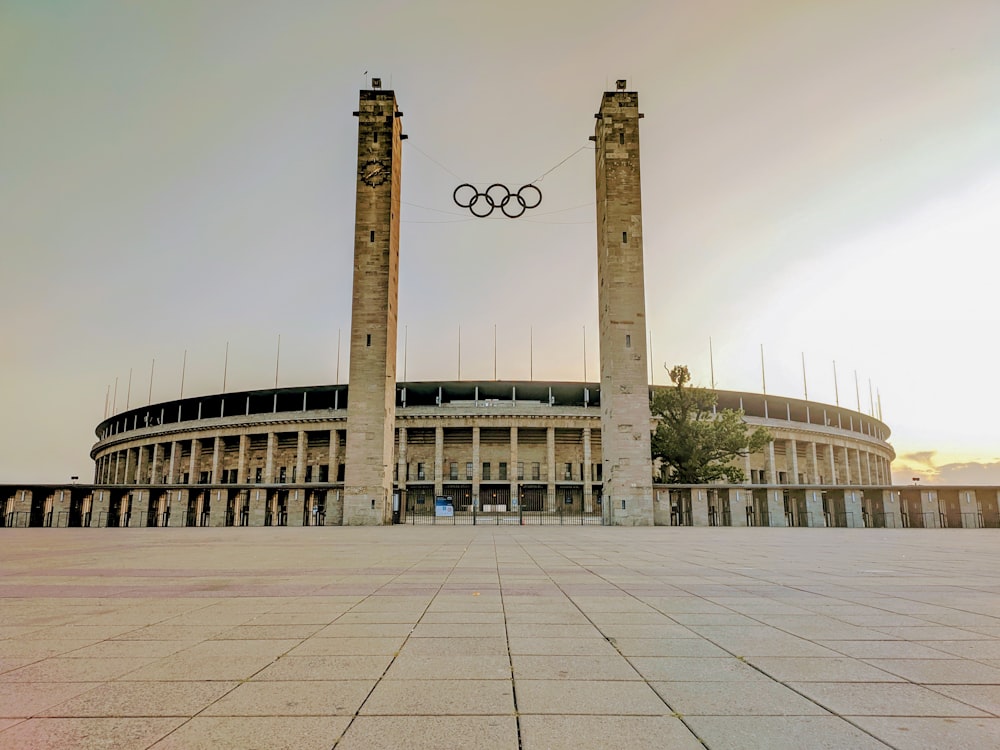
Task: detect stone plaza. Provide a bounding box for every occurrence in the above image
[1,526,998,748]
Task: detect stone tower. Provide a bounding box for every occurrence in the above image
[593,81,654,525]
[343,83,403,525]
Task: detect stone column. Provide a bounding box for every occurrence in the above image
[150,444,161,484]
[342,86,403,526]
[211,437,221,485]
[583,427,593,512]
[123,449,133,485]
[855,449,863,486]
[188,440,201,485]
[168,442,178,484]
[135,447,147,485]
[804,489,825,526]
[295,431,306,484]
[809,442,820,484]
[397,426,407,504]
[510,426,519,509]
[766,489,786,526]
[265,432,275,484]
[843,489,863,527]
[728,488,748,527]
[827,443,837,484]
[471,426,480,509]
[546,426,556,511]
[881,489,900,528]
[328,429,339,483]
[788,439,799,484]
[691,488,709,526]
[842,446,852,485]
[767,441,777,484]
[434,426,444,500]
[594,83,653,525]
[237,434,248,484]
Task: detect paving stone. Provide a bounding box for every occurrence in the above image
[360,679,514,715]
[0,656,153,683]
[628,656,770,682]
[288,636,406,656]
[507,636,617,656]
[511,654,640,680]
[651,680,830,716]
[684,715,891,749]
[634,633,729,654]
[519,715,703,749]
[148,716,352,749]
[252,654,393,681]
[0,717,184,749]
[788,682,990,717]
[201,680,375,716]
[746,656,903,682]
[862,658,1000,684]
[0,682,102,718]
[384,654,511,680]
[515,679,667,715]
[927,684,1000,716]
[848,716,1000,750]
[37,680,238,717]
[336,716,518,750]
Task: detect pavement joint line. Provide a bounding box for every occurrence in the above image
[331,536,479,747]
[513,533,711,749]
[496,533,524,750]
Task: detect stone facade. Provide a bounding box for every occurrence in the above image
[593,83,654,525]
[343,86,403,525]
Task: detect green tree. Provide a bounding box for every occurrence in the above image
[651,365,771,484]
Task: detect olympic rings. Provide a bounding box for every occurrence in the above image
[453,182,543,218]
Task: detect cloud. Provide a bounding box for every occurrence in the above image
[893,451,1000,485]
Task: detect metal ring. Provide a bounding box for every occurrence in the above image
[501,194,527,218]
[452,182,544,219]
[468,193,494,218]
[453,183,478,209]
[518,184,542,209]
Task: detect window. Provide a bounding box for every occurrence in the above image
[482,462,491,481]
[564,462,573,481]
[279,467,287,483]
[370,230,375,243]
[532,462,540,481]
[337,463,345,481]
[255,467,263,483]
[200,471,210,485]
[319,464,329,482]
[619,131,625,145]
[622,231,628,243]
[499,462,507,480]
[517,461,524,480]
[625,334,631,348]
[305,465,313,483]
[465,462,473,480]
[417,462,426,480]
[449,462,458,480]
[366,334,371,347]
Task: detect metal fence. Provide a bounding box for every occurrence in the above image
[410,507,603,525]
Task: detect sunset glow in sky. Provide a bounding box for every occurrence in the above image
[2,1,999,483]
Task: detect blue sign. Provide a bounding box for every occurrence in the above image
[434,497,454,517]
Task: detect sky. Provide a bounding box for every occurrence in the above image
[2,0,999,485]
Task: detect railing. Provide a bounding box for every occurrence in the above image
[410,506,602,526]
[872,512,896,529]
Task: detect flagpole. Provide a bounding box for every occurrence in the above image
[180,350,187,399]
[709,337,715,390]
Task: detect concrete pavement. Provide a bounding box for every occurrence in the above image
[1,527,999,748]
